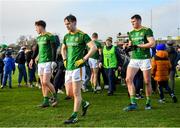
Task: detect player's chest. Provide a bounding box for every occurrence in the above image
[130,31,146,42]
[65,35,84,47]
[37,37,50,45]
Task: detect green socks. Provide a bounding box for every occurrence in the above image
[130,95,136,104]
[43,97,49,104]
[146,96,151,105]
[71,112,78,118]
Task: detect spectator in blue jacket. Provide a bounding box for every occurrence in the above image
[1,51,15,89]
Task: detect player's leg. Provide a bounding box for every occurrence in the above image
[37,63,50,107]
[42,73,58,107]
[64,70,73,98]
[142,69,152,109]
[141,59,152,110]
[64,67,89,124]
[124,66,139,111]
[38,74,50,107]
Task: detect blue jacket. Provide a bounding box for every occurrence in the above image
[3,56,15,72]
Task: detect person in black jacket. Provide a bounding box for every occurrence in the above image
[0,53,4,86]
[26,45,37,87]
[53,47,65,93]
[16,46,28,87]
[166,41,178,93]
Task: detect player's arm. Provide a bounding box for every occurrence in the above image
[138,37,155,48]
[138,28,156,48]
[75,34,97,67]
[83,41,97,61]
[61,44,67,67]
[61,44,67,61]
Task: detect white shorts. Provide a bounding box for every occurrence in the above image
[88,58,99,68]
[128,59,151,71]
[65,66,86,84]
[38,62,52,76]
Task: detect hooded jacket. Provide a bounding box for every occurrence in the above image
[151,50,171,82]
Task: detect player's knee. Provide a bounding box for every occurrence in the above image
[42,80,48,86]
[73,91,81,98]
[126,77,133,84]
[144,79,151,85]
[66,91,73,97]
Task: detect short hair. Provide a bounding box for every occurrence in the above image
[92,32,98,38]
[131,14,142,21]
[64,14,77,22]
[35,20,46,28]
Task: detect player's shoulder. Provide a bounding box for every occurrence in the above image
[45,32,54,38]
[141,26,152,31]
[77,29,86,35]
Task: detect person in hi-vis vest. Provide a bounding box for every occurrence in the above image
[99,37,122,96]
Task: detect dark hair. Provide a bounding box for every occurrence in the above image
[131,14,142,21]
[92,32,98,38]
[35,20,46,28]
[64,14,77,22]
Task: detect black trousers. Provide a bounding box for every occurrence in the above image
[158,81,174,99]
[53,69,65,93]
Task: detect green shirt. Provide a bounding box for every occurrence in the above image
[129,27,153,59]
[63,30,91,70]
[36,32,55,63]
[90,40,102,60]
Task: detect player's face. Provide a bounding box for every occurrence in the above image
[64,19,76,32]
[131,18,141,29]
[35,25,43,34]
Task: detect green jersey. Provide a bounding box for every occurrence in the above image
[129,27,153,59]
[63,30,91,70]
[90,40,102,60]
[36,32,55,63]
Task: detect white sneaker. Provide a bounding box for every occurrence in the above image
[35,83,40,87]
[58,89,64,94]
[96,86,101,91]
[104,85,109,89]
[158,99,165,103]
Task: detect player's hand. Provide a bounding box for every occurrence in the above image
[99,62,102,68]
[29,59,33,69]
[51,61,57,71]
[63,59,67,68]
[75,59,85,67]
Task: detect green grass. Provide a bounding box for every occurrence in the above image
[0,71,180,127]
